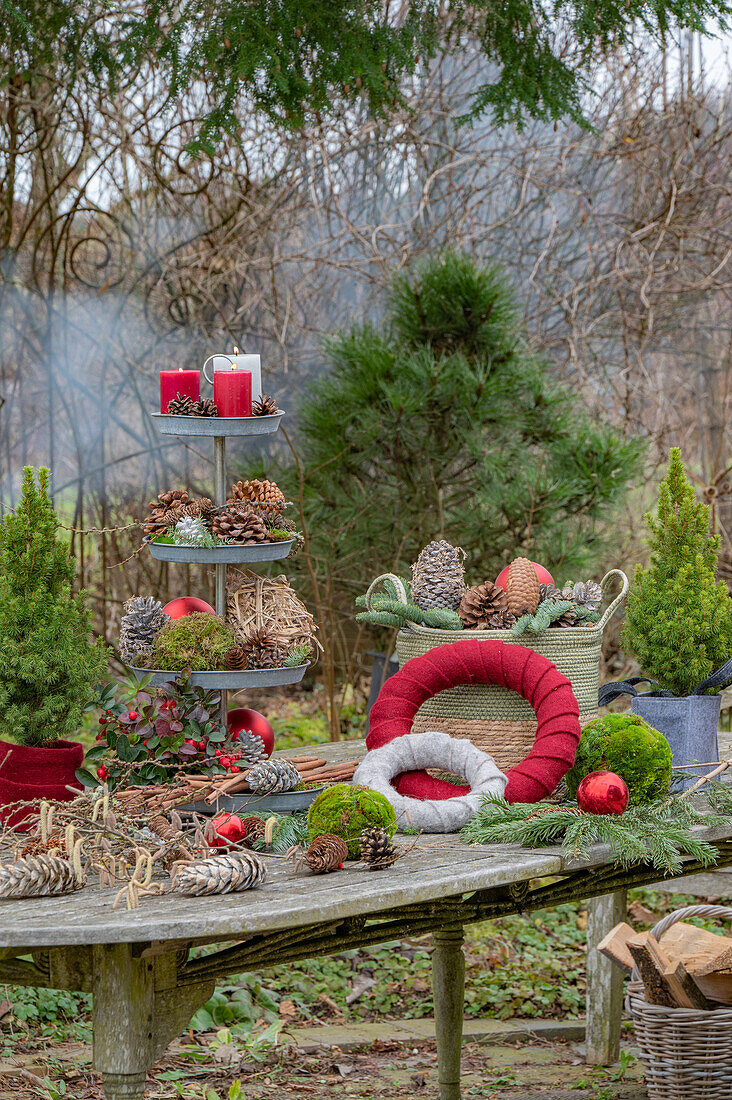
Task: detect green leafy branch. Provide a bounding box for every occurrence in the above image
[356,592,462,630]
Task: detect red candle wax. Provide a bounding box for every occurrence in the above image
[160,369,200,413]
[214,368,252,417]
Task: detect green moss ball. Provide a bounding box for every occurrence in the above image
[307,784,397,858]
[152,612,236,671]
[565,713,672,804]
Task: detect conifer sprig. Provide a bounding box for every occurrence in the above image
[461,792,728,874]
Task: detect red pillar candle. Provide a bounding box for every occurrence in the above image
[160,369,200,413]
[214,368,252,417]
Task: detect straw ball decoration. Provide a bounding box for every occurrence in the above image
[226,570,320,655]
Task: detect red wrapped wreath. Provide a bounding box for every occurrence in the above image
[366,639,581,804]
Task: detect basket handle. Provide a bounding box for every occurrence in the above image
[365,573,409,611]
[630,904,732,982]
[595,569,629,632]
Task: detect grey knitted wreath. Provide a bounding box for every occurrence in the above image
[352,730,507,833]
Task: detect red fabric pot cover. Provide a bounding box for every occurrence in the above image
[366,640,581,803]
[0,739,84,831]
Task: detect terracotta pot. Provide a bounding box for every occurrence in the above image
[0,738,85,831]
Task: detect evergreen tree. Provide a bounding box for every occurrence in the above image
[623,449,732,697]
[289,252,643,670]
[0,468,108,746]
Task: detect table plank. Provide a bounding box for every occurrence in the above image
[0,841,563,948]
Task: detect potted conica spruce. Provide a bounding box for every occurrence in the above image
[0,468,108,828]
[601,449,732,775]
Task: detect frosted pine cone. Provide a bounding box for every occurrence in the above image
[411,540,466,611]
[174,850,266,895]
[119,596,170,664]
[562,580,602,612]
[246,758,300,794]
[0,855,84,898]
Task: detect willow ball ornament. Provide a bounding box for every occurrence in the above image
[577,770,629,816]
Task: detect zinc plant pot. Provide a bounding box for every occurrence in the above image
[631,694,721,778]
[0,738,85,831]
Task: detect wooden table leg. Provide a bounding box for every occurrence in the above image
[432,926,465,1100]
[585,889,627,1066]
[93,943,154,1100]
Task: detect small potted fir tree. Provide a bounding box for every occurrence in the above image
[620,449,732,768]
[0,468,108,826]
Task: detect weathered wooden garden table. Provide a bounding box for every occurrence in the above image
[2,742,732,1100]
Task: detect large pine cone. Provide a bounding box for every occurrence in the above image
[506,557,540,617]
[211,505,268,543]
[411,540,466,611]
[228,478,286,521]
[175,851,266,895]
[242,627,282,669]
[459,582,509,629]
[247,758,300,794]
[143,488,190,539]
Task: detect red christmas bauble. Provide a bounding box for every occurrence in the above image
[163,596,216,619]
[227,708,275,758]
[495,561,555,590]
[577,770,629,816]
[210,812,245,849]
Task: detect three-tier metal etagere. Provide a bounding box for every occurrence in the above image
[132,409,308,728]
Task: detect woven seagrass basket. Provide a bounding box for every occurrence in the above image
[371,569,627,774]
[626,905,732,1100]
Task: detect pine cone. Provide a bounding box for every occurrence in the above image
[246,758,300,794]
[211,505,268,543]
[174,850,266,895]
[252,394,279,416]
[411,540,466,611]
[242,627,282,669]
[119,596,170,663]
[562,580,602,611]
[143,488,190,539]
[360,827,399,870]
[303,834,348,873]
[0,855,84,898]
[225,645,249,670]
[228,478,286,521]
[184,498,215,520]
[553,606,579,628]
[240,816,266,847]
[235,730,268,768]
[167,393,198,416]
[539,583,562,602]
[459,582,508,629]
[506,557,540,617]
[194,397,219,417]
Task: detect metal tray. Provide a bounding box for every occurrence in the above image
[152,411,284,437]
[146,538,295,564]
[178,787,323,816]
[130,663,309,688]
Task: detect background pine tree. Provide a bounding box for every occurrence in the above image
[289,252,643,692]
[0,468,108,746]
[623,448,732,696]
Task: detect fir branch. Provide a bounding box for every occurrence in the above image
[461,791,731,873]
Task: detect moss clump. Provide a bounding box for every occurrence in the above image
[152,612,236,671]
[307,783,397,858]
[565,713,672,804]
